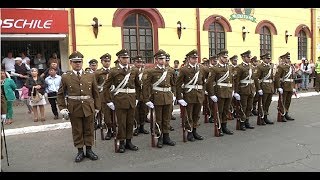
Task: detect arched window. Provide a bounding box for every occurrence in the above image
[123,13,154,63]
[259,26,272,56]
[298,30,307,59]
[208,22,225,57]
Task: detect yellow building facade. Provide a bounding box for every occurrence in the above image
[69,8,318,69]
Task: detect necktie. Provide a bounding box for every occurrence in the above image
[123,67,127,72]
[77,71,81,80]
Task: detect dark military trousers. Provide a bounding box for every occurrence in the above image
[154,105,171,134]
[262,93,273,115]
[101,103,112,128]
[115,108,134,140]
[315,73,320,92]
[1,135,3,160]
[252,93,259,111]
[240,94,254,121]
[135,101,147,125]
[185,103,202,129]
[283,91,293,112]
[70,114,95,148]
[217,97,232,123]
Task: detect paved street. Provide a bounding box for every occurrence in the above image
[1,92,320,172]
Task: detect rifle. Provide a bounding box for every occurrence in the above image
[233,97,245,130]
[203,95,209,123]
[150,108,160,147]
[98,111,106,140]
[277,92,286,122]
[256,95,264,125]
[211,101,222,137]
[227,104,234,121]
[180,106,188,142]
[1,121,9,166]
[112,110,120,153]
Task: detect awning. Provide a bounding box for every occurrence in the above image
[0,34,67,41]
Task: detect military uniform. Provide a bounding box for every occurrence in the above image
[176,49,208,141]
[143,49,176,148]
[228,55,238,120]
[274,52,295,121]
[165,53,177,129]
[87,59,98,73]
[233,50,257,130]
[255,52,274,124]
[251,56,259,116]
[57,51,101,162]
[94,53,113,140]
[207,50,234,135]
[207,55,218,123]
[103,49,141,153]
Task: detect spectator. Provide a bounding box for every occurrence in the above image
[47,52,61,68]
[0,70,17,124]
[300,58,312,91]
[33,53,47,75]
[11,57,30,99]
[1,51,15,74]
[40,60,63,79]
[294,63,302,91]
[45,68,61,119]
[20,85,33,114]
[20,52,31,69]
[25,68,46,122]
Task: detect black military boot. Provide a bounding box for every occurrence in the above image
[209,116,214,123]
[245,119,255,129]
[105,128,113,140]
[221,123,234,135]
[192,128,204,140]
[133,128,139,136]
[119,140,125,153]
[139,125,149,134]
[75,148,85,162]
[284,112,295,121]
[264,115,274,124]
[251,109,258,116]
[187,131,195,142]
[86,146,98,160]
[163,133,176,146]
[157,135,163,148]
[125,139,139,151]
[239,122,246,131]
[171,115,176,120]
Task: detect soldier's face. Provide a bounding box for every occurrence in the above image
[119,56,129,66]
[220,56,228,64]
[232,60,237,65]
[101,60,111,68]
[157,57,165,66]
[244,56,251,63]
[70,60,83,71]
[135,61,143,68]
[189,56,198,65]
[264,58,271,64]
[211,60,217,65]
[90,64,97,71]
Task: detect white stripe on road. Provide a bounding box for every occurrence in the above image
[3,92,320,136]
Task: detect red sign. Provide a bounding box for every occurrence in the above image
[0,8,69,34]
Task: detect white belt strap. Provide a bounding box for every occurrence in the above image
[68,95,91,100]
[184,70,200,93]
[217,83,232,87]
[153,87,171,92]
[240,79,254,84]
[184,85,203,90]
[262,79,273,83]
[153,70,167,88]
[217,70,229,83]
[113,72,131,96]
[284,79,293,82]
[116,88,136,94]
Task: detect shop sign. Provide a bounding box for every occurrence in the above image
[230,8,257,23]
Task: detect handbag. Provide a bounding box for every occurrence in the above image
[31,86,43,103]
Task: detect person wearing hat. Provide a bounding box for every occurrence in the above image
[94,53,113,140]
[176,49,209,142]
[250,56,260,116]
[254,52,275,125]
[11,57,30,100]
[315,56,320,93]
[206,49,234,136]
[209,55,218,67]
[87,59,99,73]
[57,51,101,162]
[143,49,176,148]
[233,50,257,130]
[201,57,209,67]
[103,49,141,153]
[227,55,239,120]
[131,55,150,136]
[274,52,295,121]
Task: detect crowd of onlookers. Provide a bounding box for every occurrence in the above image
[292,58,315,92]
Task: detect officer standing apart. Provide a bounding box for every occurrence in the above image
[207,50,234,136]
[95,53,113,140]
[233,50,257,131]
[104,49,140,153]
[57,51,101,162]
[176,49,207,142]
[143,49,176,148]
[274,52,295,121]
[255,52,274,125]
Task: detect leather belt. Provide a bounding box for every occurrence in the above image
[184,85,203,90]
[217,83,232,87]
[262,79,273,83]
[283,79,293,82]
[153,87,171,92]
[116,88,136,94]
[240,79,254,84]
[68,95,91,100]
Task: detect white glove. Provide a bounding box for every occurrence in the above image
[136,100,139,106]
[258,89,263,96]
[234,93,241,100]
[293,88,296,93]
[145,101,154,109]
[204,91,208,95]
[59,109,69,116]
[95,109,100,117]
[173,96,176,102]
[178,99,187,106]
[107,102,115,110]
[278,88,283,94]
[210,96,218,102]
[1,114,6,122]
[232,90,234,97]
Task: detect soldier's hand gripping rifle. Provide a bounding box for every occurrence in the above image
[180,105,188,142]
[112,110,120,153]
[277,92,286,122]
[257,94,265,125]
[150,108,161,147]
[211,101,222,137]
[234,97,245,130]
[203,94,209,123]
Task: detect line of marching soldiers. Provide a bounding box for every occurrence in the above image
[56,48,296,162]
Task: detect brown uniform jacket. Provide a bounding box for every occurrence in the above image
[94,67,110,103]
[234,62,258,95]
[255,62,275,94]
[103,65,141,109]
[274,64,294,91]
[176,64,207,103]
[142,65,176,105]
[57,71,101,117]
[132,66,144,101]
[207,63,234,98]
